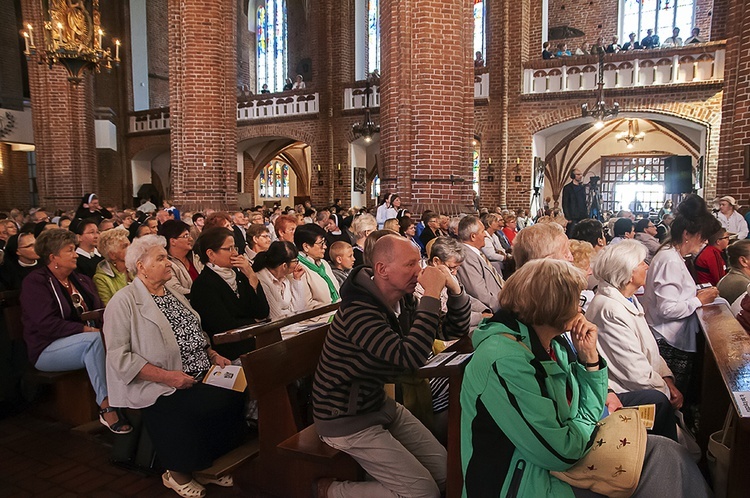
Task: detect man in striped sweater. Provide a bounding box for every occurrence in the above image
[312,235,471,498]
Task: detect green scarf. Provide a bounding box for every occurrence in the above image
[298,253,340,303]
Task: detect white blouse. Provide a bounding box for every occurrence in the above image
[641,246,703,352]
[256,268,308,321]
[715,210,749,239]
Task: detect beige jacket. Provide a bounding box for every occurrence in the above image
[298,256,341,309]
[166,253,203,296]
[103,277,210,409]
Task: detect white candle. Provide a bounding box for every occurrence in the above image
[23,32,29,54]
[115,40,120,60]
[57,22,63,42]
[27,24,34,47]
[98,28,103,48]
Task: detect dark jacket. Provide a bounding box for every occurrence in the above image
[419,226,439,248]
[76,252,104,279]
[562,181,588,222]
[312,265,471,437]
[20,266,103,364]
[233,226,248,255]
[0,234,39,290]
[72,207,112,232]
[189,266,270,360]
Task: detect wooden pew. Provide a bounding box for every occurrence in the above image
[697,303,750,498]
[0,290,98,426]
[417,335,474,498]
[235,322,362,498]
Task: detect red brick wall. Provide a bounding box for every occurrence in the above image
[168,0,238,210]
[548,0,618,46]
[147,0,169,108]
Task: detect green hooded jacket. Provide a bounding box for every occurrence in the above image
[460,311,608,497]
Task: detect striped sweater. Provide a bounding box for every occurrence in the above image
[313,265,471,437]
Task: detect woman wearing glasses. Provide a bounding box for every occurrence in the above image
[294,224,341,310]
[189,227,269,361]
[160,220,202,297]
[694,227,729,286]
[253,241,309,333]
[20,229,131,434]
[104,234,243,496]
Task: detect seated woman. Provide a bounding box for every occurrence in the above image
[568,239,595,312]
[159,220,202,296]
[104,235,244,497]
[587,240,681,441]
[350,213,377,267]
[694,227,729,286]
[480,213,508,275]
[398,216,422,253]
[294,224,340,309]
[21,229,130,434]
[190,227,270,361]
[0,229,40,290]
[244,223,272,263]
[73,193,113,230]
[717,239,750,306]
[461,258,710,497]
[93,228,131,305]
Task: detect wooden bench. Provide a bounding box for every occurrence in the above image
[235,322,362,498]
[0,290,100,426]
[697,303,750,498]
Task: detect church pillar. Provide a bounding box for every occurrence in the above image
[20,0,98,211]
[168,0,238,210]
[380,0,475,209]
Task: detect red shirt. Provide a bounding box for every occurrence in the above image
[502,227,516,245]
[694,245,726,286]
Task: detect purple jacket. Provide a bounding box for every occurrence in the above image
[20,266,103,364]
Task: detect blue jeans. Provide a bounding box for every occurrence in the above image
[35,332,108,405]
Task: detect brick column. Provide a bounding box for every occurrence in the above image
[168,0,238,210]
[380,0,474,209]
[20,0,98,211]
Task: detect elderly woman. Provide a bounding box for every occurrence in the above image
[159,220,202,296]
[20,229,130,434]
[294,224,340,309]
[715,195,749,239]
[642,195,721,397]
[717,239,750,305]
[568,239,595,311]
[587,241,680,441]
[398,216,422,253]
[253,241,309,333]
[245,223,272,263]
[93,228,131,305]
[694,227,729,286]
[189,227,269,361]
[480,213,508,274]
[350,213,377,267]
[461,259,710,497]
[104,235,244,497]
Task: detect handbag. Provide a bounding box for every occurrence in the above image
[551,408,647,498]
[707,408,734,498]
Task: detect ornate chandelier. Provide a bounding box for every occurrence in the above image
[22,0,120,85]
[581,51,618,129]
[615,119,646,149]
[352,71,380,143]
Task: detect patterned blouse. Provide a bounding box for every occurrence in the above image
[152,291,211,376]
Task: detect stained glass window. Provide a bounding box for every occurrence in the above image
[372,175,380,200]
[619,0,696,44]
[473,0,485,63]
[472,143,481,195]
[259,160,290,198]
[257,0,288,93]
[368,0,380,74]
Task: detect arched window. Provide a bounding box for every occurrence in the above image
[257,0,288,93]
[472,142,481,195]
[259,160,290,198]
[474,0,486,62]
[371,174,381,200]
[368,0,380,74]
[620,0,696,45]
[355,0,380,80]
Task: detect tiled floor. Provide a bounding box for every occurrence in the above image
[0,412,264,497]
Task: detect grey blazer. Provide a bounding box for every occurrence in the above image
[456,244,503,313]
[103,277,210,409]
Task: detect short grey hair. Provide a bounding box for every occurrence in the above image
[351,213,377,237]
[98,228,130,262]
[513,223,566,268]
[429,236,465,263]
[592,239,647,290]
[448,216,462,236]
[125,234,166,275]
[457,215,483,242]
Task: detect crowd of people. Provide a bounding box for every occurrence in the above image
[0,184,741,497]
[543,27,706,59]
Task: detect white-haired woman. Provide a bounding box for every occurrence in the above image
[587,240,680,441]
[93,228,131,305]
[104,235,244,498]
[350,213,377,267]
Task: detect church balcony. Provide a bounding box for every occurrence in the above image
[522,41,726,96]
[128,90,320,134]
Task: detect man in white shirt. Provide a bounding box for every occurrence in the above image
[715,195,749,239]
[662,27,683,48]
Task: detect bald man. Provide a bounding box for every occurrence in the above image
[312,235,471,498]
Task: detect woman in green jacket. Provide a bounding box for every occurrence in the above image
[93,228,130,305]
[460,259,710,497]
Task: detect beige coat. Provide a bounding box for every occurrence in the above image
[166,253,203,296]
[103,277,210,409]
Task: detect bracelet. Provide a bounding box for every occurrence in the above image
[579,355,603,368]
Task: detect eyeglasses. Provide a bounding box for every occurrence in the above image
[288,258,299,265]
[218,245,238,253]
[71,293,84,316]
[259,234,272,239]
[313,239,327,246]
[177,233,192,239]
[718,236,730,241]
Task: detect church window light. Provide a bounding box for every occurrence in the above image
[473,0,486,63]
[472,143,481,195]
[257,0,288,93]
[259,160,290,198]
[619,0,696,45]
[368,0,380,74]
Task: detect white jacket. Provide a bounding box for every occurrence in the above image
[715,210,749,239]
[587,282,673,397]
[641,247,703,352]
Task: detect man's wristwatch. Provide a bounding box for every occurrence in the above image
[579,355,603,368]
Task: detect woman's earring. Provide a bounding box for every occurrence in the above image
[55,263,59,269]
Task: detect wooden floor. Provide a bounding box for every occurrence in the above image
[0,411,266,498]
